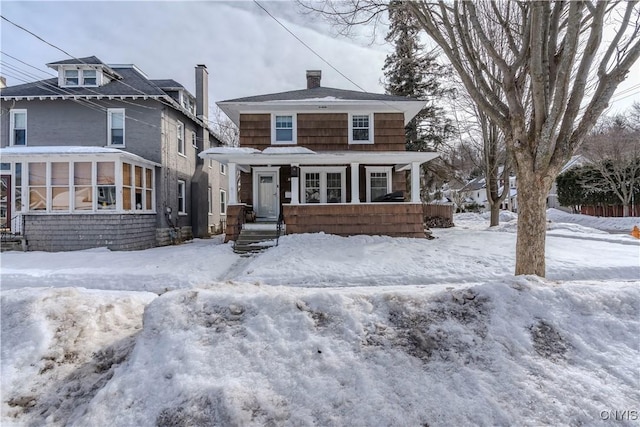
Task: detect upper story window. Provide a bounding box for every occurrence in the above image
[191,132,197,148]
[272,114,297,145]
[10,110,27,146]
[82,69,97,86]
[177,122,185,155]
[107,109,125,146]
[220,163,226,175]
[349,113,374,144]
[62,68,99,87]
[64,69,79,86]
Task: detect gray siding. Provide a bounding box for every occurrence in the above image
[23,214,157,251]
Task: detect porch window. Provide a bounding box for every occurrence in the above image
[272,114,296,144]
[97,162,116,210]
[28,162,46,211]
[108,109,125,146]
[301,167,346,204]
[10,110,27,146]
[349,113,374,144]
[51,162,70,211]
[366,166,393,202]
[74,162,93,210]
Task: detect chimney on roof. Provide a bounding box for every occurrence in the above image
[195,64,208,122]
[306,70,321,89]
[0,76,6,89]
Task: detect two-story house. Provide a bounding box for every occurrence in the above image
[0,56,229,251]
[200,70,439,241]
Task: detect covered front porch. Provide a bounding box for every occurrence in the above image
[200,147,438,241]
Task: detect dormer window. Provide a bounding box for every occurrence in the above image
[61,68,99,87]
[64,69,79,86]
[82,69,97,86]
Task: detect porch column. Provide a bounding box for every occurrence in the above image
[411,162,421,203]
[350,162,360,203]
[291,163,300,204]
[228,162,238,204]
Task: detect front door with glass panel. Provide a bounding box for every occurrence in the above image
[255,171,278,220]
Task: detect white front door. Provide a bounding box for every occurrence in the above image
[254,169,279,220]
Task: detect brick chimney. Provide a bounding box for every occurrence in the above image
[195,64,208,122]
[306,70,321,89]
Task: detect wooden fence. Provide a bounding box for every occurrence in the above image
[423,203,454,221]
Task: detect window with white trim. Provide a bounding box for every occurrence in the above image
[82,69,97,86]
[107,109,125,146]
[271,114,296,144]
[10,110,27,146]
[64,69,79,86]
[301,167,346,204]
[220,189,227,215]
[178,179,186,214]
[349,113,374,144]
[97,162,116,210]
[177,122,185,155]
[220,163,226,175]
[366,166,393,202]
[191,132,197,148]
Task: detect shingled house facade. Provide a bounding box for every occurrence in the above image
[200,70,438,241]
[0,56,228,251]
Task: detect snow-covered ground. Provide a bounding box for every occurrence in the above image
[1,211,639,426]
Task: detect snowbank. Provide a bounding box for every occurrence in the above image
[2,280,638,426]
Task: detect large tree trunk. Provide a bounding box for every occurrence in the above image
[490,203,501,227]
[515,171,552,276]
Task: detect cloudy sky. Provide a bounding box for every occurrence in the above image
[1,0,638,122]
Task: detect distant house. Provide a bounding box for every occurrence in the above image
[200,70,439,241]
[0,56,228,251]
[547,155,588,212]
[454,172,517,213]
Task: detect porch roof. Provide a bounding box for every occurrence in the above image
[199,146,439,167]
[0,146,161,167]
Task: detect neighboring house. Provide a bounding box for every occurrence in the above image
[454,172,518,213]
[546,154,588,211]
[200,70,439,241]
[0,56,228,251]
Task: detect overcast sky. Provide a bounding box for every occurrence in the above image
[1,0,638,122]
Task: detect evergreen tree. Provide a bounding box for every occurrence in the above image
[382,0,454,153]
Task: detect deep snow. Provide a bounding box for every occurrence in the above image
[1,210,639,426]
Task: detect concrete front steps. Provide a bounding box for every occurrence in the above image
[233,223,282,255]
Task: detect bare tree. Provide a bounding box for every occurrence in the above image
[580,113,640,216]
[210,106,239,147]
[305,0,640,275]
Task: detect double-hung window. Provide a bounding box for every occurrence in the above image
[191,132,197,148]
[82,69,97,86]
[301,167,346,204]
[107,109,125,146]
[349,113,374,144]
[178,180,186,214]
[177,122,185,155]
[10,110,27,146]
[220,189,227,215]
[64,69,79,86]
[272,114,296,144]
[366,166,393,202]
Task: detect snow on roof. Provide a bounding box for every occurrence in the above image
[205,147,261,155]
[262,147,316,155]
[0,146,159,166]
